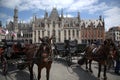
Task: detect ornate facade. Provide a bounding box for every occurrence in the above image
[6,7,105,44]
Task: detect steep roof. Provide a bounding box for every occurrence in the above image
[49,7,59,21]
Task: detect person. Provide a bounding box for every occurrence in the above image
[114,44,120,75]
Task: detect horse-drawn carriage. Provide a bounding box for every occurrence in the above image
[0,40,26,75]
[54,40,85,64]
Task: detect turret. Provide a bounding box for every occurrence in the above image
[44,10,48,19]
[61,9,63,19]
[77,11,80,22]
[99,15,102,21]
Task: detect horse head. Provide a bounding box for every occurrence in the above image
[104,39,116,60]
[38,36,53,62]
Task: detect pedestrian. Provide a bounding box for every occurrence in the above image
[115,44,120,75]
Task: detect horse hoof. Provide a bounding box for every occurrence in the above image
[104,77,107,80]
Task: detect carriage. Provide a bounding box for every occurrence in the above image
[0,40,27,75]
[54,39,87,64]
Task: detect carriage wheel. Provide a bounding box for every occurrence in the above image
[1,56,8,75]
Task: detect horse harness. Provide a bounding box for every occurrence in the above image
[35,42,53,63]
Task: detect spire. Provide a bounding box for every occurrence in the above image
[14,6,18,19]
[99,15,102,21]
[61,9,63,18]
[44,9,48,19]
[49,7,59,21]
[77,11,80,21]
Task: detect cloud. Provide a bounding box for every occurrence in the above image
[0,13,9,19]
[0,13,13,26]
[103,7,120,31]
[0,0,74,11]
[67,0,98,11]
[0,0,120,31]
[0,0,21,9]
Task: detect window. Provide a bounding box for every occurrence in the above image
[53,21,55,28]
[48,31,50,37]
[64,30,66,40]
[42,31,44,37]
[52,29,55,37]
[73,30,75,37]
[77,30,79,37]
[38,31,40,36]
[58,30,61,42]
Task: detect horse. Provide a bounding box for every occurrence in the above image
[78,39,115,80]
[25,36,53,80]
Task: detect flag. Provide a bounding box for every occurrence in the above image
[0,29,6,35]
[21,31,23,37]
[5,30,9,35]
[11,31,17,37]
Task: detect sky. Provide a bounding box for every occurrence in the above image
[0,0,120,31]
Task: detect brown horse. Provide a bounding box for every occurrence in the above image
[25,36,53,80]
[78,39,115,80]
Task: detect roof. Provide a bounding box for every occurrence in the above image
[109,26,120,31]
[49,7,59,21]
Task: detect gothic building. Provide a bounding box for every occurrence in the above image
[6,7,33,43]
[6,7,105,44]
[32,8,81,43]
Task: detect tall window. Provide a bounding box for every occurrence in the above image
[68,30,70,39]
[52,29,56,42]
[42,31,44,37]
[64,30,66,40]
[77,30,79,37]
[38,31,40,37]
[73,30,75,37]
[58,30,61,42]
[53,21,55,28]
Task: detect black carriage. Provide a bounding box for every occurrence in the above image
[55,43,65,57]
[64,40,78,63]
[0,40,26,75]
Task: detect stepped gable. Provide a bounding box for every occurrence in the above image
[49,7,59,21]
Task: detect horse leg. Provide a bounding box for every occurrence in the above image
[38,66,42,80]
[85,59,88,71]
[28,63,34,80]
[89,60,93,73]
[98,63,101,79]
[46,63,51,80]
[103,65,107,80]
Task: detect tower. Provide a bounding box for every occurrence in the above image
[13,7,18,39]
[77,11,81,22]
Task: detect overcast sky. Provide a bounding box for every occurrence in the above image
[0,0,120,31]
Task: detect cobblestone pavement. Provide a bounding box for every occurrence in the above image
[0,58,120,80]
